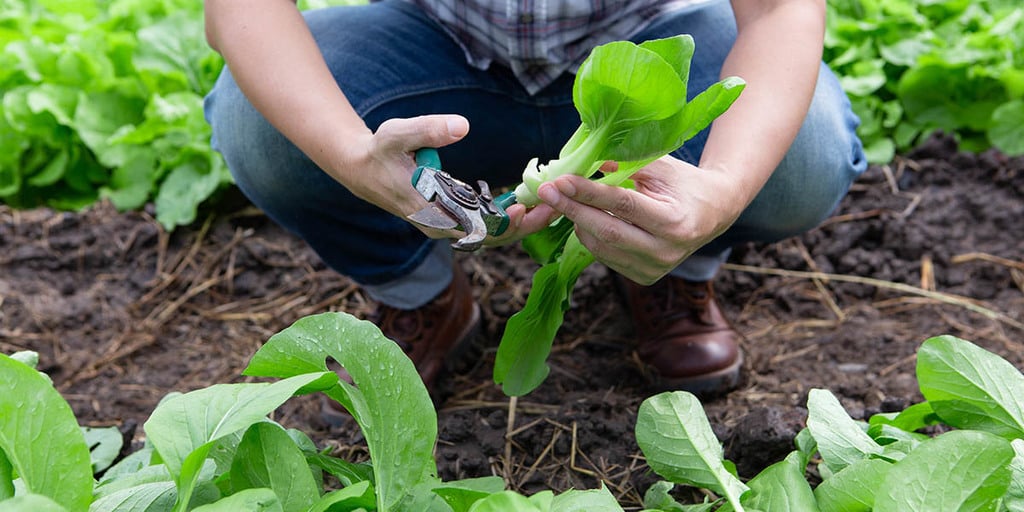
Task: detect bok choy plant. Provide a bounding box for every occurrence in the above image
[494,35,745,396]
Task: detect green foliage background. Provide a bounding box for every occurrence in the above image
[827,0,1024,163]
[0,0,1021,230]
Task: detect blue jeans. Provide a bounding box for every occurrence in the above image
[204,0,866,309]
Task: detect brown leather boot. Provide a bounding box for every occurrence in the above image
[619,275,743,394]
[370,264,481,390]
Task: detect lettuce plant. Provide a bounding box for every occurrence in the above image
[494,36,745,396]
[0,313,629,512]
[513,35,745,206]
[0,0,230,230]
[825,0,1024,162]
[2,317,1022,510]
[632,335,1024,511]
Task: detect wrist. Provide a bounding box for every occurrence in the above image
[323,130,374,185]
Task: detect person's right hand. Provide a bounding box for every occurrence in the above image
[333,114,472,239]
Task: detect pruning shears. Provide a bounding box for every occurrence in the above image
[407,148,516,252]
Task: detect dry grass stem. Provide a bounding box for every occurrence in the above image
[722,263,1024,332]
[951,252,1024,272]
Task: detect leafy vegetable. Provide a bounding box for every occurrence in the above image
[635,391,749,511]
[0,353,92,511]
[513,35,744,206]
[825,0,1024,161]
[4,322,1022,510]
[0,0,230,229]
[873,429,1014,511]
[494,35,744,396]
[916,334,1024,439]
[629,335,1024,510]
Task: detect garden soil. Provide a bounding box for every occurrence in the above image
[2,133,1022,506]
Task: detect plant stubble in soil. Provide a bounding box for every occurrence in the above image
[1,133,1022,506]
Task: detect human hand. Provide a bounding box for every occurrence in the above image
[334,115,478,239]
[334,115,562,246]
[535,156,749,284]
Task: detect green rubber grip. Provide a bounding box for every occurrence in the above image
[411,148,441,186]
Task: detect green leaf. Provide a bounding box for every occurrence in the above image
[642,481,715,511]
[868,401,940,434]
[1006,439,1024,512]
[726,452,818,512]
[467,491,545,512]
[874,430,1014,512]
[153,159,227,230]
[639,36,695,88]
[229,423,320,512]
[494,234,595,396]
[101,150,157,210]
[666,76,746,150]
[308,480,376,512]
[243,312,441,512]
[99,444,155,484]
[794,428,817,470]
[27,147,70,187]
[514,36,741,206]
[432,476,507,512]
[143,372,335,512]
[82,425,123,474]
[814,458,892,512]
[90,463,218,511]
[521,217,575,265]
[806,389,883,473]
[8,351,39,370]
[988,100,1024,156]
[190,488,283,512]
[916,335,1024,439]
[0,450,11,501]
[635,392,748,510]
[0,354,93,512]
[573,40,686,149]
[0,494,69,512]
[897,62,1005,132]
[550,485,625,511]
[73,91,146,168]
[306,452,374,489]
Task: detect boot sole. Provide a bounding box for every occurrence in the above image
[651,350,744,397]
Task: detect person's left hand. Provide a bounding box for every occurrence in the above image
[535,156,749,284]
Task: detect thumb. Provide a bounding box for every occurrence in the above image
[375,114,470,152]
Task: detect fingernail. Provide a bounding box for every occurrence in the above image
[555,179,576,197]
[446,117,469,137]
[537,183,559,204]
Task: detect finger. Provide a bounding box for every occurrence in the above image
[375,115,470,153]
[536,181,655,251]
[598,160,619,173]
[549,174,659,228]
[512,204,561,236]
[482,204,558,247]
[572,228,662,285]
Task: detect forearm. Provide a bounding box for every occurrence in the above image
[699,0,825,206]
[204,0,371,183]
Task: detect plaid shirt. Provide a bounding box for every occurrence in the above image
[403,0,697,95]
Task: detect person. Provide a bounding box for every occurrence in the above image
[202,0,866,395]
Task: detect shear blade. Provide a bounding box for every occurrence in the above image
[408,205,460,230]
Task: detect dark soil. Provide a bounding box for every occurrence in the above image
[2,133,1022,507]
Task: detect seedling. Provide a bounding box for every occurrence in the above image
[494,35,745,396]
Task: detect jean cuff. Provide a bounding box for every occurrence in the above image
[671,248,731,282]
[361,241,453,309]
